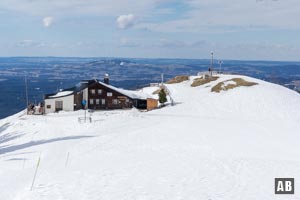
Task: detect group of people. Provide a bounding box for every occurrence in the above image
[27,102,44,115]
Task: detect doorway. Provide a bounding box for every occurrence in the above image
[55,100,63,112]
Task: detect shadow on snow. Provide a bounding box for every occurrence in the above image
[0,135,95,155]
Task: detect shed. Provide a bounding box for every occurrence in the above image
[147,98,158,111]
[44,91,75,114]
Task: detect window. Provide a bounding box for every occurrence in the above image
[101,99,105,105]
[90,89,95,94]
[97,89,102,95]
[107,92,112,97]
[46,105,51,109]
[89,99,94,105]
[112,99,118,105]
[96,99,100,105]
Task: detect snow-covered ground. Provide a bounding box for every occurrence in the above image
[1,74,300,200]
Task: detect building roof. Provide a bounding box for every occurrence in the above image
[97,81,151,100]
[44,79,151,100]
[48,91,73,98]
[44,80,94,99]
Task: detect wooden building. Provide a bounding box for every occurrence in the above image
[147,98,158,111]
[44,75,157,114]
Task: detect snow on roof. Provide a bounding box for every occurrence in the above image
[139,86,160,98]
[45,79,152,100]
[99,81,151,100]
[48,91,73,98]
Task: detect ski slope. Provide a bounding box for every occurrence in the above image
[1,74,300,200]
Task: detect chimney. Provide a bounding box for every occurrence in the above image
[104,73,109,84]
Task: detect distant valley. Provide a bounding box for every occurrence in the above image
[0,57,300,119]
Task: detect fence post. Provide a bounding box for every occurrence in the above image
[30,156,41,191]
[65,152,70,167]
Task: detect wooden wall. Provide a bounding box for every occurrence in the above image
[147,98,158,111]
[74,91,84,110]
[87,83,133,110]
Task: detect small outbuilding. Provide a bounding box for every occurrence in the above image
[147,98,158,111]
[44,91,75,113]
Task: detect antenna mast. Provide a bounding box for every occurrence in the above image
[218,60,223,74]
[25,73,29,114]
[210,51,214,76]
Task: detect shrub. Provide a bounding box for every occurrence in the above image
[166,75,189,84]
[211,78,258,93]
[191,76,219,87]
[158,89,167,105]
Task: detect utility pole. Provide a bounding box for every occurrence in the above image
[161,73,164,84]
[209,51,214,77]
[25,73,29,114]
[218,60,223,74]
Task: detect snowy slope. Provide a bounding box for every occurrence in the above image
[1,74,300,200]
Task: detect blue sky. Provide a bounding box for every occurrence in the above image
[0,0,299,61]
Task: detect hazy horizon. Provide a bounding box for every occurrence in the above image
[1,56,300,63]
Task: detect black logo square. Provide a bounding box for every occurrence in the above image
[275,178,294,194]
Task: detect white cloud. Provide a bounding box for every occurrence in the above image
[43,17,54,27]
[116,14,136,29]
